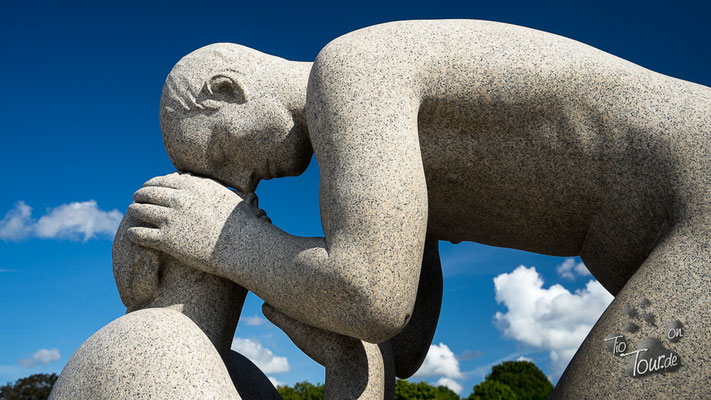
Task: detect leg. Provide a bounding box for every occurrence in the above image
[263,304,395,399]
[226,351,283,400]
[553,216,711,398]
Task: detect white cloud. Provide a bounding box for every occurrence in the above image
[556,258,591,279]
[493,265,613,378]
[436,377,463,394]
[0,201,33,240]
[0,201,122,242]
[413,343,464,379]
[35,201,123,241]
[267,376,284,387]
[241,315,267,326]
[19,348,60,367]
[516,356,533,362]
[412,343,464,395]
[231,337,289,374]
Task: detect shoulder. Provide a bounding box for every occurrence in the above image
[313,19,494,62]
[309,22,425,100]
[312,20,422,73]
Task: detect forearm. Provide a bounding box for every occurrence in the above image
[324,341,395,400]
[125,172,422,343]
[211,216,419,343]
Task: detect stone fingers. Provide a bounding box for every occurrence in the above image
[143,172,225,194]
[126,227,165,252]
[133,186,182,208]
[143,172,183,189]
[127,203,171,227]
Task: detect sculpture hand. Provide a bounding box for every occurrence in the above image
[126,172,265,276]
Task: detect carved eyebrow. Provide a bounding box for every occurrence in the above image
[166,76,191,112]
[163,54,241,116]
[164,73,207,114]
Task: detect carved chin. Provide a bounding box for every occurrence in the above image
[232,170,259,193]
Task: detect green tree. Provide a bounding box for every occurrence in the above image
[395,379,460,400]
[467,361,553,400]
[468,379,516,400]
[433,385,461,400]
[0,373,58,400]
[277,381,325,400]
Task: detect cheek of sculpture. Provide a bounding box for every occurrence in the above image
[223,99,303,180]
[163,116,212,175]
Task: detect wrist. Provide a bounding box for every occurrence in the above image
[210,213,274,284]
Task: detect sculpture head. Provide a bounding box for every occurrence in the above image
[159,43,312,193]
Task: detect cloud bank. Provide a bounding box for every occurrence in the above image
[240,315,267,326]
[556,258,591,279]
[436,377,463,394]
[231,337,290,374]
[412,342,464,394]
[0,201,122,242]
[267,376,284,387]
[19,348,61,367]
[493,265,613,378]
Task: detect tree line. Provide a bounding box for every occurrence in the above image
[277,361,553,400]
[1,361,553,399]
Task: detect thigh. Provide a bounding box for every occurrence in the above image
[553,218,711,399]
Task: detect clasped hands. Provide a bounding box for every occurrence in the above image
[125,172,266,277]
[120,172,370,372]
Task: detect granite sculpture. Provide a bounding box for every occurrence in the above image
[51,38,443,398]
[54,19,711,399]
[51,195,412,399]
[49,209,281,399]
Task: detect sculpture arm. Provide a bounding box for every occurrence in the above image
[296,40,427,342]
[127,41,426,343]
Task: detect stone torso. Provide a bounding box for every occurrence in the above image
[312,20,711,292]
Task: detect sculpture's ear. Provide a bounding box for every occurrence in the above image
[205,72,247,104]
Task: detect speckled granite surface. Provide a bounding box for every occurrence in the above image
[58,19,711,398]
[50,199,283,399]
[49,308,243,399]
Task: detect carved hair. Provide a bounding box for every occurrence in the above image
[160,44,238,118]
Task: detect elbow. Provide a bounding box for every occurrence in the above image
[322,247,422,344]
[360,312,411,345]
[346,279,416,344]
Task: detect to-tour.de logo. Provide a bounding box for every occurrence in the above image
[603,298,683,378]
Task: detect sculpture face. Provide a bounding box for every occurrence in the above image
[162,96,308,193]
[159,44,312,192]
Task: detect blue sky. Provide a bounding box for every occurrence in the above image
[1,0,710,396]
